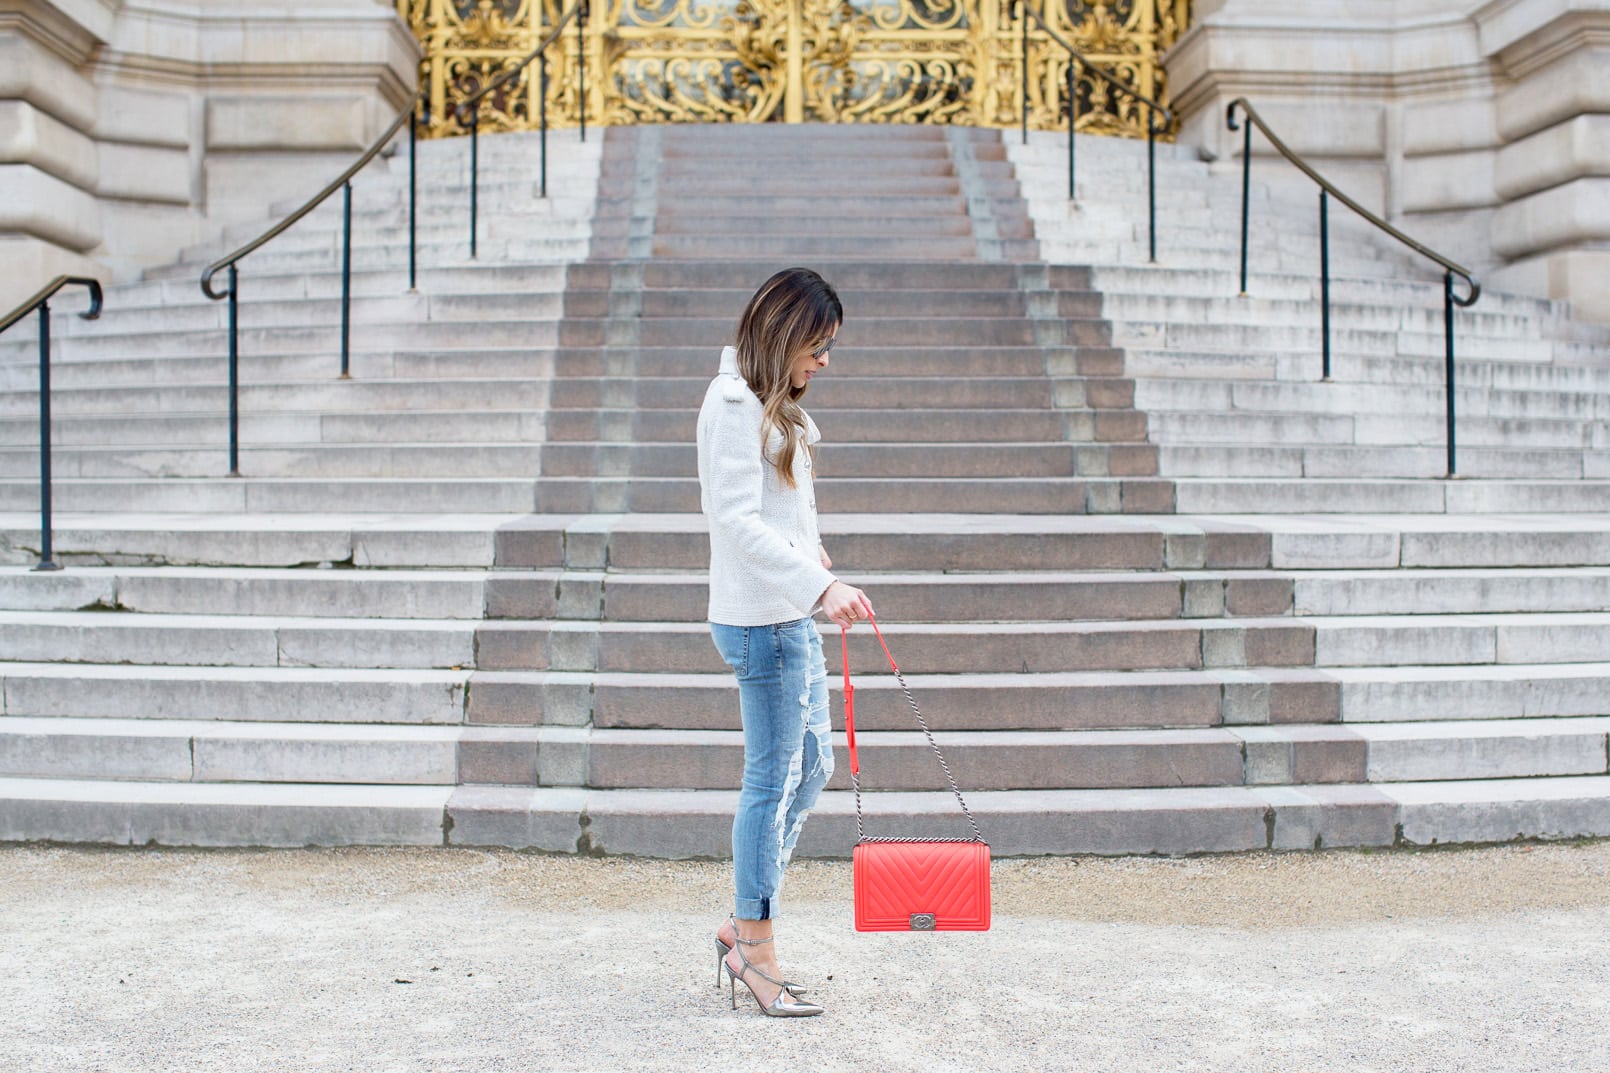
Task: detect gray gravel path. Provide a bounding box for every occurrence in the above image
[2,843,1608,1072]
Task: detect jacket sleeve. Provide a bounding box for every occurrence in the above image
[705,392,836,615]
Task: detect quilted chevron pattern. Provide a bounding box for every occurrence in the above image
[853,841,991,932]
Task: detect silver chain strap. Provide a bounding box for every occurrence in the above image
[847,626,985,844]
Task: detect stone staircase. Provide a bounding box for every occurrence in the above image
[2,123,1609,854]
[1010,131,1610,500]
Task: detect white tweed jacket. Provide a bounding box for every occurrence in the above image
[696,345,836,626]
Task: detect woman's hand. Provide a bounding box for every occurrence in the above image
[819,544,832,570]
[821,580,874,630]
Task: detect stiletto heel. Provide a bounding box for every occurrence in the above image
[723,934,824,1017]
[714,915,809,995]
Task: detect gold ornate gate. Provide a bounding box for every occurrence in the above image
[401,1,1189,137]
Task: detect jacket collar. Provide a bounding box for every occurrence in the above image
[720,345,740,376]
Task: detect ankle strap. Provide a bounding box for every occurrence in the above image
[728,915,775,946]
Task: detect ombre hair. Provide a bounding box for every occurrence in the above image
[734,267,842,489]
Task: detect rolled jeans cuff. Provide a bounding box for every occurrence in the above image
[734,896,772,921]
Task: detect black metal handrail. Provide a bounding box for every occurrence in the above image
[454,2,588,258]
[1020,2,1172,262]
[200,91,426,475]
[0,275,103,571]
[1227,97,1482,477]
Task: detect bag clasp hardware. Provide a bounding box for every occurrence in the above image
[909,913,936,931]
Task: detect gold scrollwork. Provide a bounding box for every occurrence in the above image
[401,0,1190,137]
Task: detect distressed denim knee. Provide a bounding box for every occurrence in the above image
[712,618,835,921]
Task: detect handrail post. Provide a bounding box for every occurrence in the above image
[35,299,58,572]
[1320,189,1331,382]
[408,101,418,292]
[540,54,550,199]
[1238,110,1251,296]
[1066,57,1075,200]
[340,181,353,379]
[1019,1,1028,146]
[469,109,480,259]
[227,264,240,477]
[578,0,587,143]
[1146,110,1157,263]
[1444,271,1458,477]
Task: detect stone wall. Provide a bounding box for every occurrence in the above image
[0,0,419,313]
[1165,0,1610,323]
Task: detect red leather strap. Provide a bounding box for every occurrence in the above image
[841,617,901,777]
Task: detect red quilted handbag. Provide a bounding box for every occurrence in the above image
[843,621,990,932]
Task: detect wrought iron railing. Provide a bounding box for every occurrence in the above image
[0,276,104,571]
[1022,2,1172,263]
[200,93,424,475]
[454,1,587,258]
[198,4,585,478]
[1227,99,1481,477]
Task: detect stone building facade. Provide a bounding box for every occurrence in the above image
[1169,0,1610,321]
[0,0,416,311]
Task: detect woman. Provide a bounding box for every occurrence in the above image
[697,267,874,1018]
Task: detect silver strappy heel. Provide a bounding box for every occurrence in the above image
[714,916,809,995]
[723,932,824,1017]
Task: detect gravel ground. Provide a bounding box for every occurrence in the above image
[2,842,1608,1073]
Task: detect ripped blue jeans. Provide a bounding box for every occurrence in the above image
[711,618,834,921]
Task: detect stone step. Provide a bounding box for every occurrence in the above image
[0,717,462,784]
[482,569,1284,624]
[5,773,1609,852]
[1330,662,1610,723]
[1,318,563,364]
[0,347,561,391]
[543,408,1132,445]
[1135,379,1610,424]
[1169,478,1610,514]
[179,219,593,263]
[1157,444,1600,481]
[8,510,1609,574]
[562,315,1051,348]
[0,611,478,668]
[467,667,1324,731]
[0,663,470,721]
[0,477,543,514]
[527,475,1147,514]
[0,442,548,480]
[473,617,1313,675]
[0,718,1379,792]
[0,775,454,846]
[535,441,1110,479]
[1101,294,1555,340]
[0,377,549,418]
[574,259,1046,291]
[0,512,512,569]
[1311,611,1610,667]
[648,235,990,260]
[0,410,550,448]
[547,374,1088,411]
[652,214,975,239]
[447,777,1610,855]
[0,565,504,619]
[8,640,1607,725]
[1089,265,1566,320]
[549,343,1120,379]
[1299,354,1610,394]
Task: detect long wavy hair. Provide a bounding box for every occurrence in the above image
[734,267,842,489]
